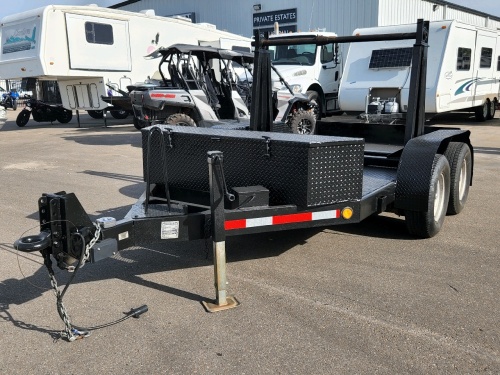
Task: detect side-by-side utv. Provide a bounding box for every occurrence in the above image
[129,44,317,134]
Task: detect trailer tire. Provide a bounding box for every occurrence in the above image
[16,109,30,127]
[133,117,149,130]
[444,142,471,215]
[306,90,321,119]
[405,154,450,238]
[166,113,196,126]
[474,102,488,122]
[110,110,129,119]
[56,109,73,124]
[87,110,104,119]
[290,109,316,134]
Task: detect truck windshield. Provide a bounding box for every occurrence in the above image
[270,44,316,66]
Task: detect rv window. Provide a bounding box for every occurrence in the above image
[457,48,471,71]
[480,47,492,68]
[369,48,412,69]
[497,56,500,71]
[85,22,114,45]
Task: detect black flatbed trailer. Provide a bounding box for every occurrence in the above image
[14,20,474,338]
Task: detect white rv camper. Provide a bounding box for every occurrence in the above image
[0,5,251,114]
[339,20,500,121]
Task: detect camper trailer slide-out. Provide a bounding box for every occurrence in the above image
[0,5,251,114]
[339,20,500,121]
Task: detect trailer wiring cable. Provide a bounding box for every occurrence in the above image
[15,220,147,342]
[395,66,412,102]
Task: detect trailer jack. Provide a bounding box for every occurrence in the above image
[202,151,240,312]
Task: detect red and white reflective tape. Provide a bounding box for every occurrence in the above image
[225,209,340,230]
[150,93,176,99]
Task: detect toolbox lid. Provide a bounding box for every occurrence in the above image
[142,125,364,147]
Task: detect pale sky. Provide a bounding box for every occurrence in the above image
[0,0,499,22]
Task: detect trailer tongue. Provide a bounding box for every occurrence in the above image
[13,20,473,340]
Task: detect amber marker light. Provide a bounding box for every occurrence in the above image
[341,207,354,220]
[442,26,447,29]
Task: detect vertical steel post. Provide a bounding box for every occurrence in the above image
[404,19,429,143]
[202,151,240,312]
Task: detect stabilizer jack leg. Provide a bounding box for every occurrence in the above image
[202,151,240,312]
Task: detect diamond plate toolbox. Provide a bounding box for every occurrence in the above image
[141,126,364,208]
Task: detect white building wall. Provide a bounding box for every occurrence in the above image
[115,0,500,38]
[114,0,379,38]
[378,0,500,29]
[378,0,444,24]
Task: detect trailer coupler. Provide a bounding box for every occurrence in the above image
[12,192,147,341]
[14,192,107,270]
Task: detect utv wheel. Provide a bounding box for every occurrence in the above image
[405,155,450,238]
[306,90,321,119]
[474,102,488,122]
[16,109,30,127]
[110,110,129,119]
[444,142,472,215]
[166,113,196,126]
[133,117,150,130]
[56,109,73,124]
[87,110,104,119]
[290,109,316,134]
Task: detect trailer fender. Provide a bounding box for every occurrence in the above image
[394,129,473,212]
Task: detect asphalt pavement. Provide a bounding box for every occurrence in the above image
[0,109,499,374]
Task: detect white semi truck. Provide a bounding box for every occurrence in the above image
[268,30,343,118]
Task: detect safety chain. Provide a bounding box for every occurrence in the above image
[47,271,89,341]
[41,221,101,341]
[78,222,101,269]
